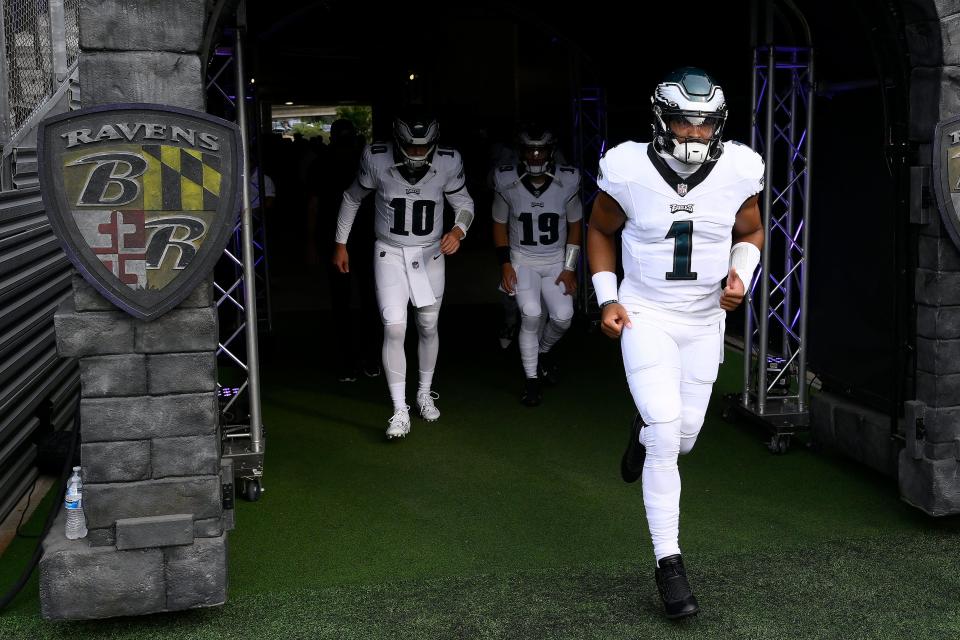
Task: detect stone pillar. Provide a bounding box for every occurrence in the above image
[899,2,960,514]
[38,1,233,620]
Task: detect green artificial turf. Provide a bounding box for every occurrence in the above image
[2,307,959,639]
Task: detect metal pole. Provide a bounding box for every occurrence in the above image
[49,0,67,82]
[758,43,776,414]
[0,2,11,169]
[783,49,798,361]
[797,50,814,412]
[745,37,759,407]
[234,27,263,453]
[254,97,273,333]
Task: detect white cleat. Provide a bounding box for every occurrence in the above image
[386,406,411,439]
[417,391,441,422]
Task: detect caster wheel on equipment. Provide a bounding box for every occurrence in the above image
[242,478,263,502]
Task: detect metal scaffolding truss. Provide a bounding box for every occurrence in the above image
[736,44,814,450]
[205,26,267,498]
[571,86,607,319]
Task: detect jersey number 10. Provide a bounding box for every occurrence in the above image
[389,198,436,236]
[665,220,698,281]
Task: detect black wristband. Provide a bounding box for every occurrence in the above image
[496,246,511,265]
[599,299,619,310]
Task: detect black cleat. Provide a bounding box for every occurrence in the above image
[655,554,700,619]
[520,378,542,407]
[537,352,560,385]
[620,414,646,483]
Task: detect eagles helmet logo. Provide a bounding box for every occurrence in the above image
[39,104,241,321]
[934,115,960,251]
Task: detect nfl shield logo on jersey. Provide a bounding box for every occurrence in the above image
[38,104,241,320]
[934,115,960,251]
[677,183,688,197]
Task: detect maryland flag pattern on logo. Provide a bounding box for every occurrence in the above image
[141,144,223,212]
[39,105,240,321]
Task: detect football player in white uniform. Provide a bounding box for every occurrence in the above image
[332,107,475,439]
[493,126,582,406]
[587,68,764,619]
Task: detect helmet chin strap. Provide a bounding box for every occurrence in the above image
[518,166,556,182]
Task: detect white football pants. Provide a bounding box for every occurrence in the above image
[373,241,445,409]
[515,261,574,378]
[620,311,725,563]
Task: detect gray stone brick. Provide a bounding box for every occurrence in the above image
[809,391,895,476]
[910,66,960,142]
[918,234,960,271]
[116,514,194,550]
[147,352,216,395]
[901,0,948,23]
[81,440,150,483]
[79,354,147,397]
[906,20,945,67]
[924,439,960,459]
[83,476,221,529]
[917,370,960,407]
[152,434,219,478]
[40,511,164,620]
[164,533,228,610]
[80,392,217,442]
[72,274,113,312]
[899,452,960,515]
[919,207,946,239]
[80,52,204,110]
[80,0,205,53]
[54,298,134,357]
[810,393,835,446]
[178,277,214,308]
[915,269,960,306]
[944,13,960,65]
[193,517,224,538]
[86,527,115,548]
[912,404,960,442]
[135,307,218,353]
[917,337,960,375]
[917,304,960,339]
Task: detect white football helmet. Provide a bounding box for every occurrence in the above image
[393,106,439,171]
[517,125,557,177]
[651,67,728,165]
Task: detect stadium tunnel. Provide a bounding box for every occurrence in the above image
[3,0,960,630]
[215,0,927,477]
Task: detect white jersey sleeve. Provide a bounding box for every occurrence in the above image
[356,145,380,190]
[723,141,765,203]
[439,149,473,215]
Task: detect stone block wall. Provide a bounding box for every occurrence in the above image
[39,0,233,619]
[40,277,233,619]
[899,2,960,515]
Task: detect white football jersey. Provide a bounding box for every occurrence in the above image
[358,142,472,247]
[598,140,764,323]
[492,164,582,265]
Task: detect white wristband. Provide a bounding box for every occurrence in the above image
[729,242,761,291]
[563,244,580,271]
[591,271,618,305]
[454,209,474,239]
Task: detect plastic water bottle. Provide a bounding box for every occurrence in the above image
[64,466,87,540]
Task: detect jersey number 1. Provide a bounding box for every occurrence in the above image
[389,198,435,236]
[665,220,697,280]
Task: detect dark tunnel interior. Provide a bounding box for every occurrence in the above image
[222,0,914,416]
